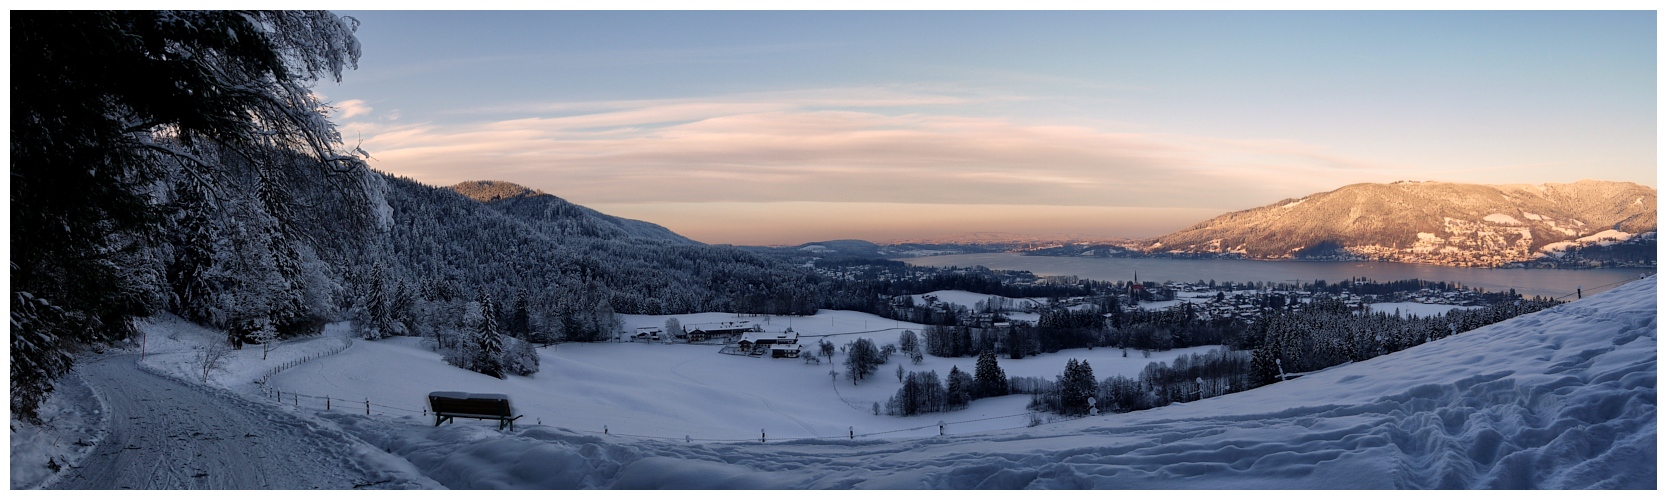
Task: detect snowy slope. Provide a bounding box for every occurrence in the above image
[273,308,1221,440]
[306,278,1655,488]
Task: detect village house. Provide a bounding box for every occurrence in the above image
[685,320,760,343]
[737,329,800,356]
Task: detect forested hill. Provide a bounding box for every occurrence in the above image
[449,180,693,244]
[358,175,823,341]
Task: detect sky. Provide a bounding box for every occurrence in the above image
[319,10,1657,245]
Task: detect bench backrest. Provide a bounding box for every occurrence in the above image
[428,392,513,417]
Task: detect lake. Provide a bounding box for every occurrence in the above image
[896,253,1653,300]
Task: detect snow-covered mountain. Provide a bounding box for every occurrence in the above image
[1149,180,1656,267]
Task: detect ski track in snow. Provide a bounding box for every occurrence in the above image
[320,278,1657,489]
[48,355,436,490]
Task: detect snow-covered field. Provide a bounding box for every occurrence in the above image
[309,278,1660,488]
[272,308,1220,441]
[16,278,1655,488]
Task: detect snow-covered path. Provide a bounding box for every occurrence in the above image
[48,355,435,489]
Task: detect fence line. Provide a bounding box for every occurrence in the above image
[258,384,1086,443]
[1550,275,1648,302]
[254,336,354,388]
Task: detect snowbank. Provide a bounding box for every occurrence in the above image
[9,365,107,489]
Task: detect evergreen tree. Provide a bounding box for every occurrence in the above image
[946,366,974,410]
[474,289,504,378]
[363,264,391,339]
[974,349,1009,397]
[508,288,532,340]
[1059,358,1098,415]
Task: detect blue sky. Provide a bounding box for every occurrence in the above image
[320,10,1656,245]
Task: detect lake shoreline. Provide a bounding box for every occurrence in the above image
[894,253,1654,301]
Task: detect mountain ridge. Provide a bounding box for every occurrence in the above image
[449,180,694,244]
[1146,179,1655,267]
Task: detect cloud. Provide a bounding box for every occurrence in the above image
[333,99,373,120]
[340,87,1390,216]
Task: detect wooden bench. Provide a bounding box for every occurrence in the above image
[428,392,523,431]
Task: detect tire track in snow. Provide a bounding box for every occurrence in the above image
[48,355,433,490]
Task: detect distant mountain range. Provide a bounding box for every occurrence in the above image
[769,180,1656,268]
[1144,180,1655,267]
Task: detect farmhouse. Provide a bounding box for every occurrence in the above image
[736,330,800,355]
[632,326,663,341]
[685,320,760,342]
[769,343,802,358]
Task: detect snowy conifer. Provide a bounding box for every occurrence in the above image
[975,350,1008,397]
[475,289,505,378]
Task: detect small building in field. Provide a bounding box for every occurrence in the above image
[770,343,802,358]
[737,329,800,355]
[686,320,760,342]
[632,326,663,341]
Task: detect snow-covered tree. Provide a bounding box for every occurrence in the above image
[898,329,920,358]
[500,336,540,376]
[11,10,365,421]
[474,289,505,378]
[946,365,974,410]
[975,349,1008,398]
[843,338,882,385]
[1058,359,1098,415]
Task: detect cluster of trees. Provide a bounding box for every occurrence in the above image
[884,350,1009,416]
[1024,296,1559,418]
[841,338,890,384]
[914,301,1247,361]
[897,330,924,364]
[1249,297,1560,384]
[432,289,539,378]
[11,11,370,421]
[1095,349,1252,413]
[1026,359,1100,415]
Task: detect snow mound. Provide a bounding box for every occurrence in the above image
[323,277,1656,489]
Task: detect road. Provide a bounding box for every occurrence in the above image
[49,355,432,489]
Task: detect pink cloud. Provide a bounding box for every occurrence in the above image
[345,90,1394,219]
